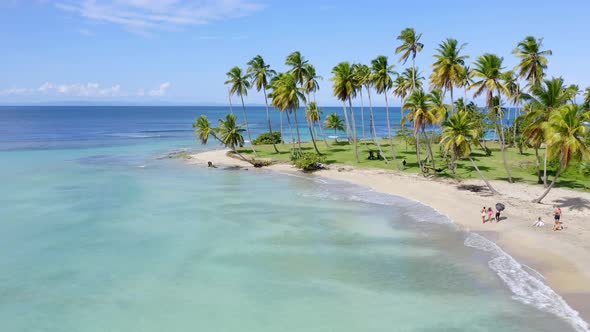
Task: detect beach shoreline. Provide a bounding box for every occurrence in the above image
[188,148,590,326]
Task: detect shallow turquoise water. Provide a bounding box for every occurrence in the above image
[0,107,586,331]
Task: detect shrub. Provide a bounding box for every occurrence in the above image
[252,131,281,145]
[293,152,326,171]
[579,161,590,176]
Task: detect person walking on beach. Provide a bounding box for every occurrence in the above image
[481,207,487,223]
[553,205,563,231]
[495,209,501,222]
[487,207,493,223]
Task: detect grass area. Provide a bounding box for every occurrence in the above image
[237,137,590,192]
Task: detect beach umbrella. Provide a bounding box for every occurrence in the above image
[495,203,505,211]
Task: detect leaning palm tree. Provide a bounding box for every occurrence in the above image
[403,89,437,173]
[522,77,571,185]
[503,70,524,147]
[193,115,221,145]
[513,36,552,87]
[332,62,360,163]
[469,53,513,182]
[430,38,468,112]
[225,66,257,156]
[352,63,370,140]
[324,113,345,143]
[286,51,309,86]
[395,27,424,91]
[534,104,590,203]
[247,55,279,153]
[302,64,328,148]
[456,65,473,100]
[304,101,321,154]
[441,111,500,194]
[269,72,305,154]
[371,55,399,167]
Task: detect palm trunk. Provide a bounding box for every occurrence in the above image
[415,132,425,175]
[384,93,399,168]
[227,88,235,116]
[308,122,321,154]
[285,111,296,152]
[359,89,366,140]
[293,108,303,153]
[367,87,389,164]
[543,147,548,187]
[450,86,454,114]
[341,102,352,143]
[422,127,436,170]
[411,57,416,91]
[239,94,257,156]
[496,117,513,183]
[279,111,284,144]
[317,120,330,148]
[534,147,542,184]
[469,157,500,194]
[512,103,519,147]
[534,158,565,203]
[263,88,279,153]
[348,98,360,163]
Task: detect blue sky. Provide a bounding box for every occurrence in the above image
[0,0,588,106]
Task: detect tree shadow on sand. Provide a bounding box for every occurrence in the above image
[553,196,590,211]
[456,184,494,197]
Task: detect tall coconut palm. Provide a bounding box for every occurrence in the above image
[285,51,310,152]
[430,38,468,112]
[395,27,424,91]
[469,53,513,182]
[456,65,473,100]
[401,67,424,92]
[332,62,360,163]
[513,36,552,87]
[534,105,590,203]
[403,89,438,174]
[324,113,345,142]
[441,111,500,194]
[356,64,389,163]
[522,77,571,185]
[584,87,590,110]
[503,71,524,147]
[393,74,410,125]
[247,55,279,153]
[352,63,370,140]
[371,55,399,167]
[269,72,305,154]
[225,66,257,156]
[302,64,327,148]
[567,84,582,104]
[304,101,322,154]
[426,89,448,169]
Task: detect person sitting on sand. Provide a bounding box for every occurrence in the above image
[481,207,487,224]
[487,207,493,223]
[532,217,545,227]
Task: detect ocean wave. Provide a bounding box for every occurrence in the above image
[105,133,164,139]
[465,232,589,332]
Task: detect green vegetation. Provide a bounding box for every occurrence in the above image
[197,28,590,202]
[293,152,327,171]
[252,131,282,145]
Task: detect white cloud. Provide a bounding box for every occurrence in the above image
[0,87,31,96]
[148,82,171,97]
[55,0,264,31]
[37,82,124,97]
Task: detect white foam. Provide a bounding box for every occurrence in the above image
[465,232,589,332]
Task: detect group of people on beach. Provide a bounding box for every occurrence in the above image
[532,206,563,231]
[480,206,502,223]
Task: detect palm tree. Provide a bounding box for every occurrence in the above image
[371,55,399,167]
[216,113,248,160]
[324,113,345,142]
[393,74,410,125]
[503,71,524,147]
[513,36,552,87]
[285,52,310,153]
[441,111,500,194]
[401,67,424,92]
[534,105,590,203]
[269,72,305,154]
[332,62,360,163]
[225,66,257,156]
[567,84,581,104]
[469,53,513,182]
[584,87,590,110]
[247,55,279,153]
[305,101,322,154]
[522,77,571,185]
[193,115,221,145]
[395,27,424,91]
[353,63,370,140]
[430,38,468,112]
[302,64,327,149]
[403,89,437,174]
[456,65,473,100]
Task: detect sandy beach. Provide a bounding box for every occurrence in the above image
[189,148,590,322]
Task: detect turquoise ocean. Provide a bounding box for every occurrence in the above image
[0,106,587,331]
